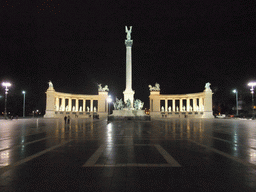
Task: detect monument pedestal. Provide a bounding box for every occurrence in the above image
[112,109,135,116]
[109,109,150,121]
[123,89,135,106]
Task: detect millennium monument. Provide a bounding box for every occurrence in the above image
[108,26,149,120]
[44,26,214,119]
[123,26,135,106]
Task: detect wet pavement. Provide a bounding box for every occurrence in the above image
[0,117,256,191]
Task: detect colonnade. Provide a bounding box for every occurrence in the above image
[44,83,109,118]
[161,97,204,112]
[55,97,96,112]
[149,83,214,118]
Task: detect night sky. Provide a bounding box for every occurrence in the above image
[0,0,256,115]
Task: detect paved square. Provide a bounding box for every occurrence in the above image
[0,118,256,191]
[83,144,181,167]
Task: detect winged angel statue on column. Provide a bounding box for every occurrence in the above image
[125,26,132,40]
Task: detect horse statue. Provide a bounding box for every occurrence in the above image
[148,83,160,91]
[114,98,124,110]
[134,99,144,110]
[98,84,109,92]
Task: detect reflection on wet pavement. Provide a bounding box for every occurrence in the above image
[0,118,256,191]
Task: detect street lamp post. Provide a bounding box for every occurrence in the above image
[22,91,26,117]
[248,82,256,119]
[2,82,11,119]
[107,95,112,115]
[233,89,238,116]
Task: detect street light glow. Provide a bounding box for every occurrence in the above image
[248,82,256,86]
[233,89,238,116]
[22,91,26,117]
[2,82,11,87]
[248,82,256,93]
[248,82,256,119]
[107,95,112,115]
[2,81,11,119]
[107,95,112,103]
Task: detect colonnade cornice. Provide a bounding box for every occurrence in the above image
[53,91,100,99]
[159,92,204,97]
[150,93,205,100]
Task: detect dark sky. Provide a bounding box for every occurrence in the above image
[0,0,256,115]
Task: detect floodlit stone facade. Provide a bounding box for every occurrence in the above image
[44,82,108,118]
[149,83,214,118]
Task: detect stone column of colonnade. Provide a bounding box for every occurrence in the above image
[83,99,86,112]
[75,99,78,111]
[193,98,196,111]
[68,98,71,111]
[62,97,65,111]
[199,97,203,111]
[56,97,59,111]
[187,98,190,111]
[58,97,61,110]
[90,99,93,112]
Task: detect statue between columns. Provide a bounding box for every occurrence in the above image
[125,26,132,40]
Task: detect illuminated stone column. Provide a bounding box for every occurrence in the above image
[56,97,59,111]
[172,99,175,112]
[187,98,190,112]
[90,99,93,112]
[123,26,135,106]
[199,97,203,111]
[61,97,65,111]
[69,98,71,111]
[165,99,168,112]
[76,99,78,111]
[193,98,197,111]
[83,99,86,112]
[179,99,182,111]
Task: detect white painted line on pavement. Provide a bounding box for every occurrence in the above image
[83,144,106,167]
[0,139,72,175]
[188,139,256,169]
[155,144,181,167]
[0,136,53,152]
[83,144,182,167]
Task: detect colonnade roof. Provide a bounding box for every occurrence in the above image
[53,91,104,99]
[150,91,205,99]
